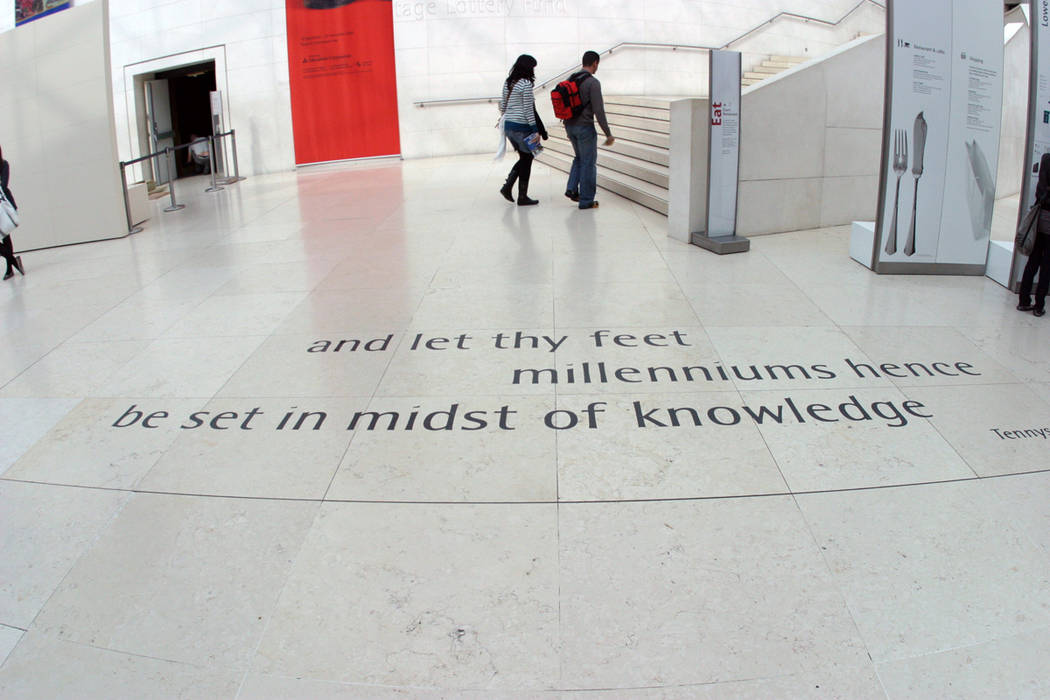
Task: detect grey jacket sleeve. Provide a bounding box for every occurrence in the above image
[587,79,612,137]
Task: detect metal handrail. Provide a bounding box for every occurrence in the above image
[414,0,886,108]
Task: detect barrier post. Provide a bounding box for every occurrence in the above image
[205,136,224,192]
[163,147,185,212]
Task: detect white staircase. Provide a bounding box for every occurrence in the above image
[537,96,671,214]
[536,54,810,214]
[742,55,808,86]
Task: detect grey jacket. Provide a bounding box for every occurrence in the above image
[564,72,612,138]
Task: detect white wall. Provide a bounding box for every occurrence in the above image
[997,8,1029,199]
[736,34,884,235]
[395,0,887,158]
[107,0,293,176]
[5,0,893,172]
[0,0,127,249]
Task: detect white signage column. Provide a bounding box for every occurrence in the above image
[691,50,749,255]
[860,0,1004,274]
[1011,1,1050,288]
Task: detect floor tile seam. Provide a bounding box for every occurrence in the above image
[871,622,1050,669]
[15,488,137,648]
[13,626,243,676]
[0,292,147,393]
[788,489,883,680]
[11,470,1049,506]
[891,382,983,479]
[318,287,429,503]
[232,500,326,700]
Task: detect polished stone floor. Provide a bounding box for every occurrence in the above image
[1,157,1049,699]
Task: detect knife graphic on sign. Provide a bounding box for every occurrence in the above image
[904,111,927,257]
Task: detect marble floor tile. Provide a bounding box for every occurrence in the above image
[3,398,200,488]
[797,480,1050,663]
[99,335,268,399]
[0,340,150,398]
[551,326,728,396]
[0,397,79,475]
[239,674,555,699]
[0,482,129,629]
[252,503,559,689]
[275,289,425,334]
[705,326,892,391]
[414,284,555,329]
[137,398,364,499]
[376,329,559,397]
[751,387,975,491]
[876,627,1050,700]
[0,625,21,667]
[555,282,699,328]
[556,392,788,500]
[218,332,396,398]
[30,493,318,669]
[160,291,307,338]
[68,296,202,342]
[841,325,1021,387]
[902,383,1050,476]
[2,159,1048,696]
[0,632,241,700]
[681,282,835,327]
[558,498,871,689]
[327,395,557,502]
[986,471,1050,554]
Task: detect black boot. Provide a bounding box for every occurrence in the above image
[500,162,519,202]
[516,158,538,206]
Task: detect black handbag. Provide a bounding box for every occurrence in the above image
[1016,194,1046,256]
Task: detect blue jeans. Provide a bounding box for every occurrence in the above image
[565,122,598,207]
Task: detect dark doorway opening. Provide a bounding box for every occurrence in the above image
[155,61,216,179]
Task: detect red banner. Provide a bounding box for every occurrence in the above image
[285,0,400,164]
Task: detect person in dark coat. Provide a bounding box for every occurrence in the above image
[1019,151,1050,316]
[0,145,24,281]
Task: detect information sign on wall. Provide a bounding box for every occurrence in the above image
[285,0,400,164]
[871,0,1004,274]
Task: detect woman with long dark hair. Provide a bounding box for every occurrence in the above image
[498,54,547,206]
[0,145,23,281]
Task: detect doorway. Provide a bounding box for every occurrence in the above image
[139,60,217,182]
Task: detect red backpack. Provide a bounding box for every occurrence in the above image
[551,72,590,120]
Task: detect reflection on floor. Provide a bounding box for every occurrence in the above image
[1,158,1049,698]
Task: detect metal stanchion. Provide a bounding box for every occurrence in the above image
[219,130,245,184]
[205,136,224,192]
[163,147,185,212]
[118,162,144,234]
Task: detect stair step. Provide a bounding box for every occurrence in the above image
[744,72,773,80]
[541,138,668,188]
[537,150,668,214]
[544,134,670,168]
[604,103,670,120]
[606,113,670,135]
[741,78,761,86]
[751,66,783,75]
[770,55,807,64]
[608,125,670,149]
[605,96,674,110]
[761,61,795,69]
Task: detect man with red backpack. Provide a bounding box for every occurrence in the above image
[557,51,615,210]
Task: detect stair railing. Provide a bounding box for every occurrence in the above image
[414,0,885,108]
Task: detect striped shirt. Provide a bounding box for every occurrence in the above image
[500,79,536,127]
